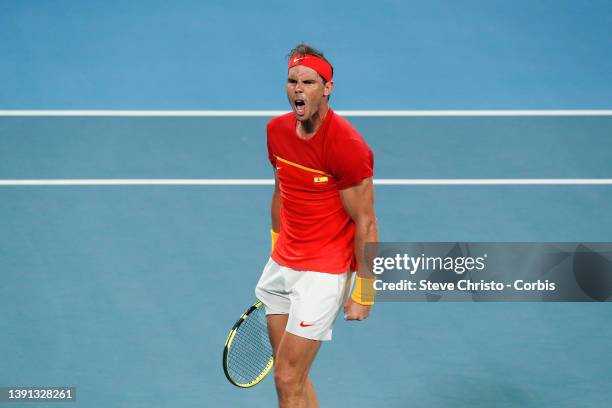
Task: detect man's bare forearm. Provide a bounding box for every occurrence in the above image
[354,216,378,278]
[338,178,377,278]
[271,178,281,232]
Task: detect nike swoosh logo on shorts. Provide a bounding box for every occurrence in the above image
[300,321,314,327]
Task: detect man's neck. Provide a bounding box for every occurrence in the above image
[296,105,329,139]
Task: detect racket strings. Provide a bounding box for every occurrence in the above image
[227,306,273,385]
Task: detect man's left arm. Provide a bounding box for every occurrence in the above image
[339,177,378,320]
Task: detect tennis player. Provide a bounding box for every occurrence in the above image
[255,43,378,407]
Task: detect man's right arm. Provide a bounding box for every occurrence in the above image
[271,170,281,233]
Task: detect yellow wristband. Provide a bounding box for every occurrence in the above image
[351,276,376,306]
[270,229,279,252]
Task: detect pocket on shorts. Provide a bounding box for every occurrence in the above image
[291,272,346,323]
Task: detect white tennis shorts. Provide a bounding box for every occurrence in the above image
[255,258,353,341]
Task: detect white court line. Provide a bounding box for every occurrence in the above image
[0,110,612,117]
[376,179,612,185]
[0,179,611,186]
[0,179,274,186]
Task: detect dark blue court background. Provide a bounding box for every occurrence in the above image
[0,0,611,109]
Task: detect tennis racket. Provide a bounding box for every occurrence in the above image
[222,301,274,388]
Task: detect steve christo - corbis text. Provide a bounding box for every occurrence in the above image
[370,253,557,293]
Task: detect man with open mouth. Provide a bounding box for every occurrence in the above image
[255,43,378,408]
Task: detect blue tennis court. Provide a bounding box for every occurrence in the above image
[2,1,612,406]
[1,114,611,407]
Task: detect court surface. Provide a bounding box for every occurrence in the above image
[1,113,611,407]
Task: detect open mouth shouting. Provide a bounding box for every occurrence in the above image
[294,98,306,117]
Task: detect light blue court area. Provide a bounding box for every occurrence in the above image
[1,114,611,407]
[2,115,612,179]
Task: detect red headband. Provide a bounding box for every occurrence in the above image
[288,54,333,82]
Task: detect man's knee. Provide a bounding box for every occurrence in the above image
[274,360,306,397]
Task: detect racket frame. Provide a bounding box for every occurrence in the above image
[222,301,274,388]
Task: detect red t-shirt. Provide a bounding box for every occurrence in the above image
[267,109,374,274]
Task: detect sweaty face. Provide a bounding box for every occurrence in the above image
[286,65,330,121]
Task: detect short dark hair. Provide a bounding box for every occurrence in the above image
[287,43,334,84]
